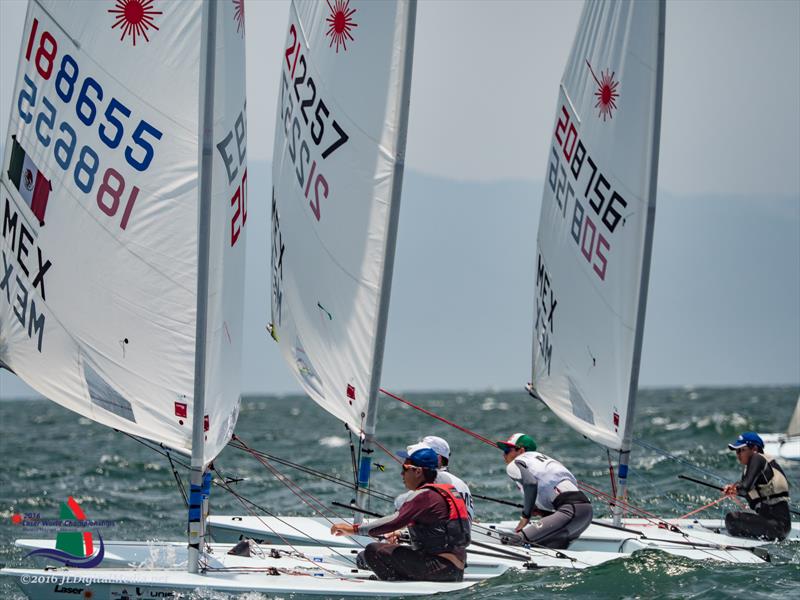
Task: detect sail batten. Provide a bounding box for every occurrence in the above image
[531,0,664,452]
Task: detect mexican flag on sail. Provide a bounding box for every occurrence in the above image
[7,136,51,224]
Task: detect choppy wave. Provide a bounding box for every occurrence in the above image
[2,386,798,599]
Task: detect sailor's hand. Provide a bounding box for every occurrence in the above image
[384,531,401,544]
[331,523,356,536]
[722,484,737,496]
[514,517,530,533]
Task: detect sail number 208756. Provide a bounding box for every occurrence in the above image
[548,105,628,281]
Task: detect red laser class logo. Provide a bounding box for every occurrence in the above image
[233,0,245,36]
[325,0,358,53]
[586,59,619,121]
[108,0,162,46]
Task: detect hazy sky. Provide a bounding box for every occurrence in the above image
[1,0,798,399]
[2,1,798,195]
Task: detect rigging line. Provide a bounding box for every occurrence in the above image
[234,434,359,525]
[606,448,618,500]
[116,430,194,471]
[633,438,727,484]
[379,388,497,447]
[226,439,397,504]
[377,391,689,528]
[626,468,685,514]
[578,480,667,524]
[371,436,403,465]
[166,451,189,508]
[576,482,734,560]
[677,495,730,520]
[345,424,359,492]
[210,467,367,579]
[229,443,394,502]
[210,463,369,561]
[343,502,592,568]
[212,466,371,566]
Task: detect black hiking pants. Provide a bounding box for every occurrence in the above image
[360,542,464,582]
[725,502,791,540]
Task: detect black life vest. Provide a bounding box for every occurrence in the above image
[407,484,471,555]
[743,454,790,510]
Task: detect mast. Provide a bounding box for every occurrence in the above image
[614,0,665,526]
[188,0,217,573]
[356,0,417,518]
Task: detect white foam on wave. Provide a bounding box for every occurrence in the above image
[319,436,348,448]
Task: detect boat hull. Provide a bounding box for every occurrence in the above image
[761,433,800,461]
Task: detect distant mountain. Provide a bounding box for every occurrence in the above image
[1,158,798,401]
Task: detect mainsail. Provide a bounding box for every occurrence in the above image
[270,0,415,435]
[531,0,665,454]
[0,0,247,465]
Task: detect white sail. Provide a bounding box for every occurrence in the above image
[270,0,414,433]
[531,0,664,451]
[787,395,800,437]
[0,0,247,464]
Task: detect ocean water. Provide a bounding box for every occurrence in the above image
[1,386,799,599]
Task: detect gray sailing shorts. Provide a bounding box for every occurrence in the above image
[520,502,593,549]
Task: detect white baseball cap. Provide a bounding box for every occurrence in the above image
[421,435,450,459]
[396,442,430,460]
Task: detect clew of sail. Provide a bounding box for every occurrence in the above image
[0,0,247,464]
[271,0,414,434]
[531,0,664,452]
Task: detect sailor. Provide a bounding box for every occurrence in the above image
[331,447,470,582]
[722,431,791,540]
[497,432,593,549]
[395,436,475,522]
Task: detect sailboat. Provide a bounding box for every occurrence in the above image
[762,395,800,461]
[205,0,783,567]
[208,0,621,577]
[526,0,798,549]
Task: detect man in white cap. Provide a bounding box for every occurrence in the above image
[497,432,592,549]
[395,436,474,522]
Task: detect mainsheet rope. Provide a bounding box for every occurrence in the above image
[226,438,396,503]
[232,434,359,527]
[678,495,742,520]
[378,388,708,531]
[210,462,369,576]
[116,431,366,575]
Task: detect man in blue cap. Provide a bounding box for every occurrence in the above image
[723,431,791,540]
[331,447,470,581]
[394,438,475,522]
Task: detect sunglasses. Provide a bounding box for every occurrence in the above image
[401,464,421,474]
[502,445,519,455]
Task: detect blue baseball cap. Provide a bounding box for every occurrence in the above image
[396,446,439,470]
[728,431,764,450]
